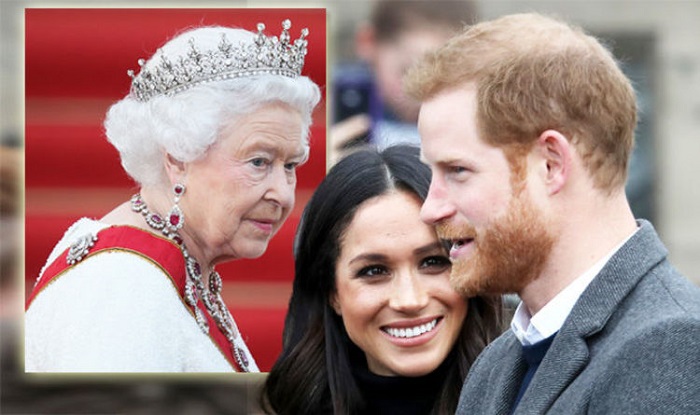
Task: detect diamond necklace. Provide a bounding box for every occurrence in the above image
[130,193,252,372]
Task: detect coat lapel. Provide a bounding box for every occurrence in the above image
[516,220,668,414]
[515,324,590,413]
[488,334,528,415]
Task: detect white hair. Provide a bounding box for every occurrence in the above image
[104,26,321,187]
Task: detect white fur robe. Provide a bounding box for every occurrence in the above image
[25,218,257,372]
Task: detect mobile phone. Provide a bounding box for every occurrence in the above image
[332,64,381,145]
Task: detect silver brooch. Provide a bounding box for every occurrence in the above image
[66,233,99,265]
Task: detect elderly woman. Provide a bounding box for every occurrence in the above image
[25,20,321,372]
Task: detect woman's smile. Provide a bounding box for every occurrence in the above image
[333,190,468,377]
[381,316,443,346]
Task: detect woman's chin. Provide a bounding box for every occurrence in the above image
[382,364,440,378]
[372,353,444,378]
[213,242,269,264]
[396,361,442,378]
[235,243,271,260]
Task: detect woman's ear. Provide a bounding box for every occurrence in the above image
[329,293,342,316]
[163,152,187,185]
[536,129,572,196]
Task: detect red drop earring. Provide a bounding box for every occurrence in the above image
[167,183,185,233]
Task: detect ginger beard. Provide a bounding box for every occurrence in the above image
[437,190,555,297]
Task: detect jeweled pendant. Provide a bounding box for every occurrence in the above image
[166,204,184,232]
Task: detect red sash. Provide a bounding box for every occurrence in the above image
[26,225,241,371]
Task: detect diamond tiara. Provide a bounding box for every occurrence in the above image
[127,19,309,102]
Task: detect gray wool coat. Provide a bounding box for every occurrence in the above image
[457,220,700,415]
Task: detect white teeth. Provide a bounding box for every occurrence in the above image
[385,319,438,339]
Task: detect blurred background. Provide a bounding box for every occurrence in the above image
[2,0,699,414]
[328,0,700,285]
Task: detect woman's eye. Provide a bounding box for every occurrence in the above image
[284,162,299,172]
[250,158,269,168]
[357,265,388,278]
[421,255,451,271]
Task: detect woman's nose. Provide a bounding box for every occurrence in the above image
[266,165,295,209]
[389,270,429,313]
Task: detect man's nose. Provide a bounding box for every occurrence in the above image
[420,174,455,225]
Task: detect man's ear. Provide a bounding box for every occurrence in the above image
[536,129,572,196]
[163,152,187,185]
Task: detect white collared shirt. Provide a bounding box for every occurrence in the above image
[511,229,638,346]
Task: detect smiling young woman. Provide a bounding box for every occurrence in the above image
[332,190,468,379]
[261,145,504,414]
